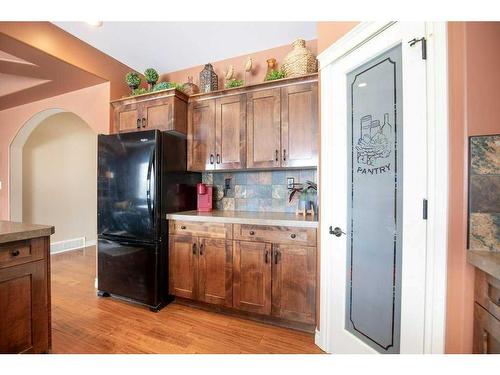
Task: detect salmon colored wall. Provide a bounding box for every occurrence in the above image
[0,22,131,101]
[0,82,110,220]
[160,40,317,88]
[317,22,359,53]
[445,21,500,354]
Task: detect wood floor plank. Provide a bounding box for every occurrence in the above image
[50,247,323,354]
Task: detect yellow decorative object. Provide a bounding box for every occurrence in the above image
[282,39,318,78]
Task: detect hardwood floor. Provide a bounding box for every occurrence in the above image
[50,246,323,354]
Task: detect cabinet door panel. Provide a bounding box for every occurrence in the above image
[215,95,246,170]
[233,241,271,315]
[169,235,197,299]
[188,100,216,171]
[281,82,318,167]
[0,260,48,354]
[115,103,141,133]
[246,89,281,169]
[198,238,232,306]
[272,244,316,324]
[144,98,173,131]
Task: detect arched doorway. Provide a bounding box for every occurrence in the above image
[10,109,97,252]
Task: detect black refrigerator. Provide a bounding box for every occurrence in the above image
[97,130,200,311]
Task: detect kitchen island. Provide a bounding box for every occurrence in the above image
[0,220,54,353]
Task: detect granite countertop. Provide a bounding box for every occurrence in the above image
[166,210,318,228]
[467,250,500,280]
[0,221,55,245]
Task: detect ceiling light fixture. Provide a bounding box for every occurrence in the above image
[86,21,103,27]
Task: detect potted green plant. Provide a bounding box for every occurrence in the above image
[288,180,317,212]
[225,78,244,89]
[125,71,141,93]
[265,69,286,81]
[144,68,159,90]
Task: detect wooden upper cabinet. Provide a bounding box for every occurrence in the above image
[215,95,246,170]
[111,89,188,135]
[246,89,281,169]
[271,244,316,324]
[188,100,216,171]
[233,241,272,315]
[281,82,318,167]
[169,235,198,300]
[198,238,232,307]
[114,102,141,133]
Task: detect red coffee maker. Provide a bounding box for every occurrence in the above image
[197,183,213,212]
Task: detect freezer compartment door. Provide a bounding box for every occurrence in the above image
[97,238,159,307]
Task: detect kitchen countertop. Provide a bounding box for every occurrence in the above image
[166,210,318,228]
[467,250,500,280]
[0,221,55,245]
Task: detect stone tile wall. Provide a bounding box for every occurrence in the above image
[202,169,317,213]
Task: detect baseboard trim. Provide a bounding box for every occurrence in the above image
[51,237,96,254]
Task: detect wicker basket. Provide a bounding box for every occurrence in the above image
[282,39,318,78]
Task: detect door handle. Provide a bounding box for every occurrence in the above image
[329,226,345,237]
[142,117,147,128]
[209,154,214,164]
[136,118,141,129]
[192,243,197,255]
[275,149,279,162]
[216,154,221,164]
[264,250,269,264]
[274,250,280,264]
[283,149,286,161]
[199,243,204,256]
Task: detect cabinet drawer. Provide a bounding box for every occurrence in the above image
[169,220,232,239]
[475,269,500,320]
[0,238,46,269]
[233,224,316,246]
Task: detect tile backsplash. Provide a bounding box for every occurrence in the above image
[202,169,317,213]
[468,135,499,251]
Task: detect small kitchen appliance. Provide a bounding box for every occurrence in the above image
[197,183,213,212]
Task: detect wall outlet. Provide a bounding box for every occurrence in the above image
[287,177,294,189]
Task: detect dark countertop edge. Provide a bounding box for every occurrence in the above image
[467,250,500,280]
[0,226,55,245]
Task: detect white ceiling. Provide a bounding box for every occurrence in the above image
[53,22,317,74]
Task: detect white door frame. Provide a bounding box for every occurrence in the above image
[315,22,449,354]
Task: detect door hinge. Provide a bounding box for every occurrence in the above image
[423,199,428,220]
[409,37,427,60]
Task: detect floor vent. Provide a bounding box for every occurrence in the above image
[51,237,88,254]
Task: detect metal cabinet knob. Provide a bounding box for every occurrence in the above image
[181,225,186,230]
[11,249,20,256]
[290,233,296,239]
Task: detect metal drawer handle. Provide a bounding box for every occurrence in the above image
[11,249,20,257]
[181,225,186,230]
[249,230,255,235]
[290,233,296,239]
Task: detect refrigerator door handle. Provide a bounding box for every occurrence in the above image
[146,147,155,225]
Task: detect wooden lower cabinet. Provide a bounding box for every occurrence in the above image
[233,241,272,315]
[169,235,197,299]
[0,237,51,354]
[169,235,232,306]
[473,303,500,354]
[168,221,317,328]
[198,238,232,307]
[271,244,316,324]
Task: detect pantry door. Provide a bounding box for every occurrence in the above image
[320,22,428,353]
